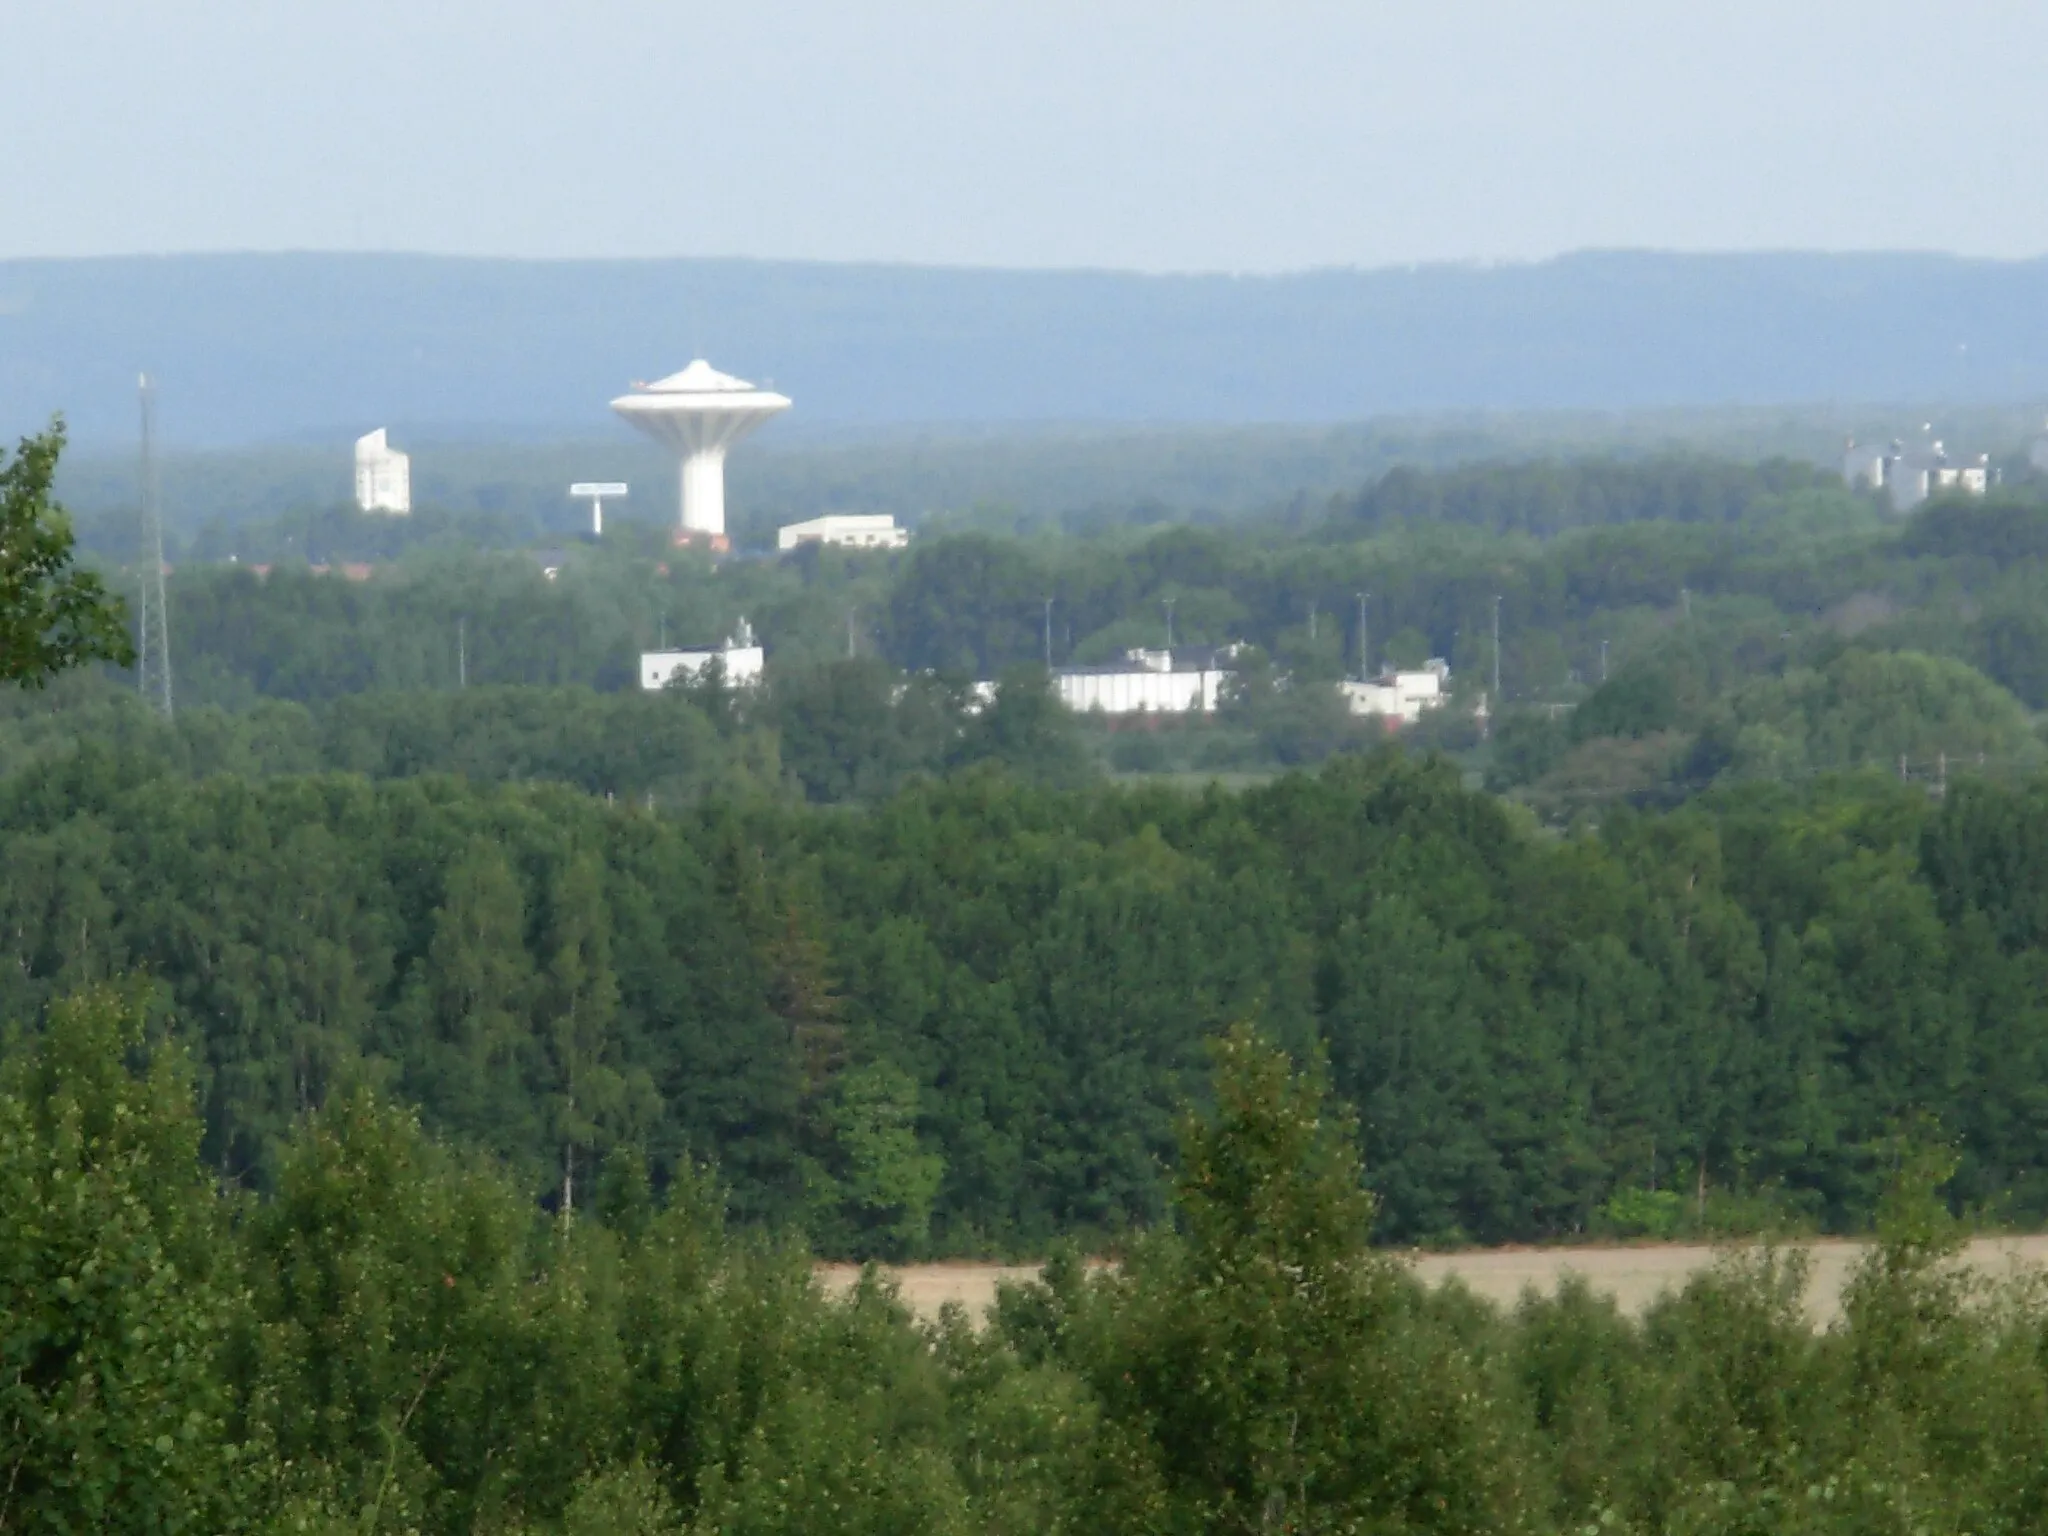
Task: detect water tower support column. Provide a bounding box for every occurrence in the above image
[681,446,729,535]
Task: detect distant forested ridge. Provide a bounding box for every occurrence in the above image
[10,250,2048,446]
[1338,454,1838,535]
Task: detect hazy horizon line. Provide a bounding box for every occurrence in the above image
[6,245,2046,282]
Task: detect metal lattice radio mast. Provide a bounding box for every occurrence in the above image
[136,374,173,716]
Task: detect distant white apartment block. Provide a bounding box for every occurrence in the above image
[1841,434,1991,513]
[354,429,411,514]
[640,619,765,691]
[777,514,910,552]
[1340,659,1451,725]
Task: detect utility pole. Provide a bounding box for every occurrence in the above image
[1492,594,1502,703]
[1308,598,1318,643]
[1600,638,1609,682]
[1163,596,1176,651]
[846,608,857,659]
[135,374,173,717]
[1356,592,1368,680]
[1043,595,1054,670]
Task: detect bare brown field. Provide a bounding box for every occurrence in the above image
[818,1235,2048,1327]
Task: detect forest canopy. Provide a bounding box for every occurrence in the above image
[16,435,2048,1528]
[7,746,2048,1254]
[7,981,2048,1535]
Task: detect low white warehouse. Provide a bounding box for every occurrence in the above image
[1053,647,1237,715]
[640,619,765,691]
[778,514,909,552]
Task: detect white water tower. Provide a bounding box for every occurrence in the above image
[610,360,789,544]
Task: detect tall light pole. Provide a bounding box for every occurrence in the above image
[1043,595,1054,670]
[1492,594,1502,702]
[1600,639,1609,682]
[1356,592,1368,680]
[1163,596,1176,651]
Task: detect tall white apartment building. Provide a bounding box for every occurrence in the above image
[354,429,411,514]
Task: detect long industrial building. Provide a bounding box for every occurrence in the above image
[1054,647,1237,715]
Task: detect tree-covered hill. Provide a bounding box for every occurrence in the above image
[12,251,2048,447]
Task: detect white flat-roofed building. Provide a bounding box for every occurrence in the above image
[1844,432,1992,512]
[1888,443,1990,513]
[354,429,411,514]
[1053,646,1237,716]
[640,619,765,691]
[1340,659,1450,724]
[778,514,909,552]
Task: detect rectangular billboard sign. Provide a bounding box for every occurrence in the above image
[569,482,629,497]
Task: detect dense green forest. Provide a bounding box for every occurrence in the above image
[11,744,2048,1254]
[11,985,2048,1534]
[24,421,2048,1527]
[11,442,2048,1254]
[24,447,2048,802]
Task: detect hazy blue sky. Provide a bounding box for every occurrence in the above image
[6,0,2044,272]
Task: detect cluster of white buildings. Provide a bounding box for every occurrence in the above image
[356,363,917,557]
[1338,659,1451,724]
[1046,644,1452,725]
[371,351,1463,728]
[1842,435,1991,513]
[632,622,1458,728]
